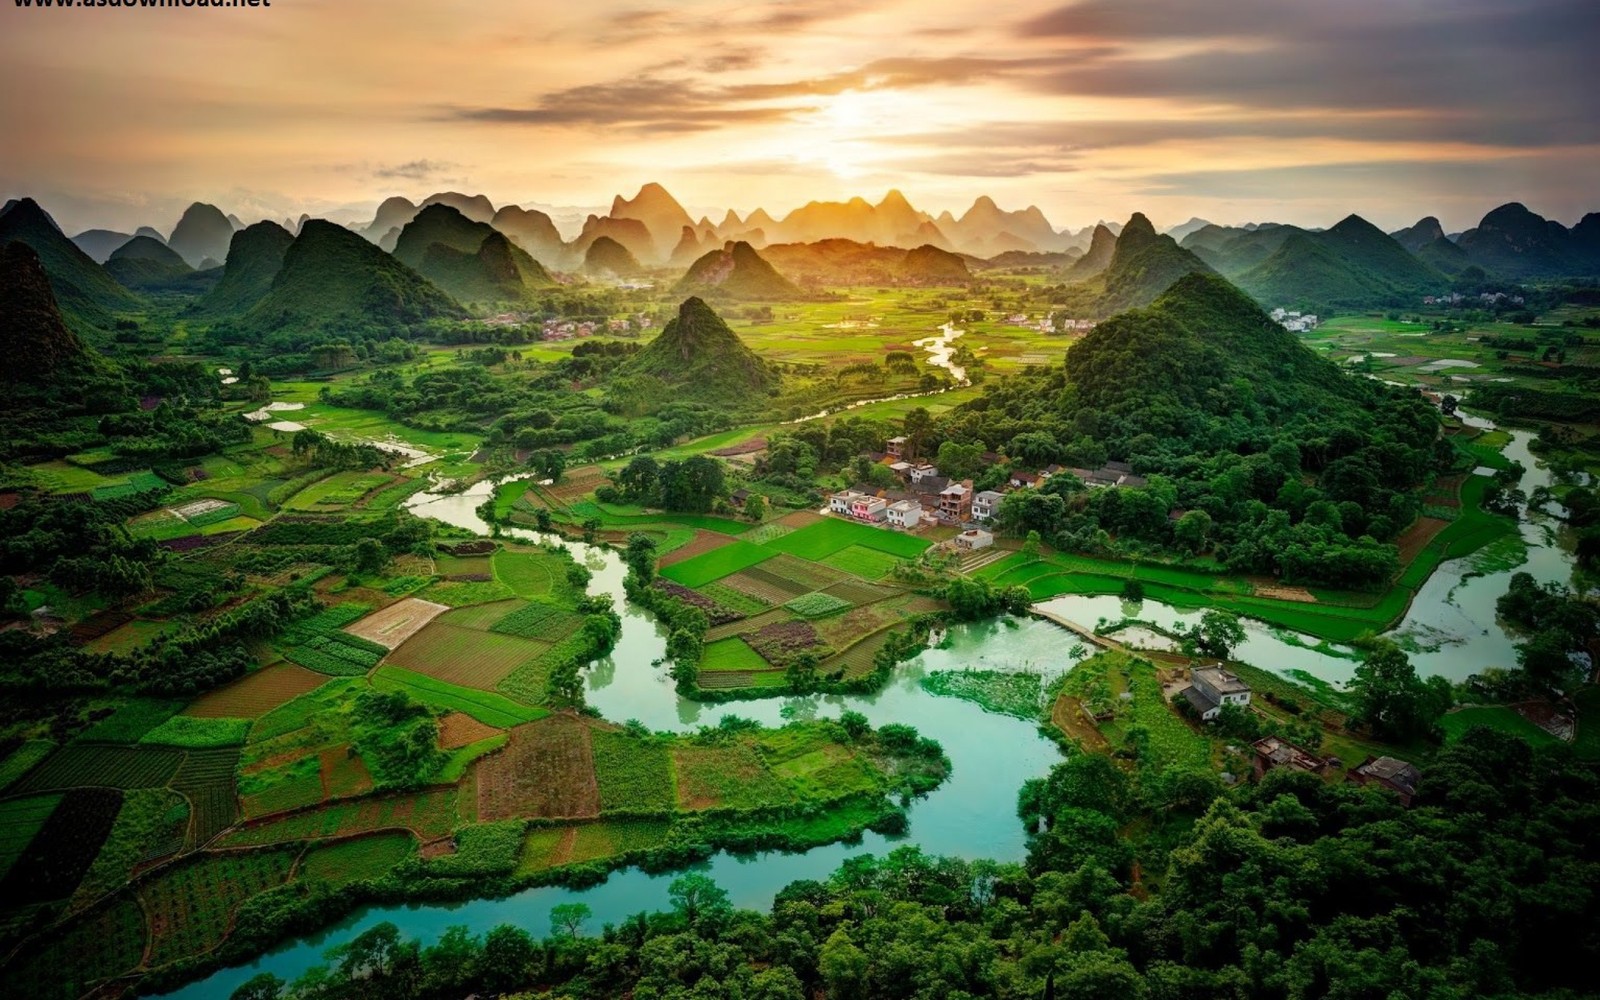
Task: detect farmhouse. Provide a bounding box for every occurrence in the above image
[1009,470,1041,488]
[729,488,752,509]
[909,464,941,486]
[889,461,913,479]
[1349,755,1422,806]
[828,489,864,514]
[972,490,1005,522]
[886,436,907,458]
[849,495,889,523]
[953,528,994,552]
[1180,666,1252,720]
[938,481,973,522]
[885,499,922,528]
[1251,736,1328,778]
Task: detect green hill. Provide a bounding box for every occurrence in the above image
[585,235,645,278]
[1236,215,1442,309]
[0,198,140,334]
[1456,202,1598,279]
[195,221,295,317]
[1414,235,1472,276]
[620,297,777,401]
[1065,223,1116,279]
[897,244,972,284]
[104,235,194,291]
[393,204,554,304]
[1094,213,1215,315]
[244,220,466,333]
[675,240,803,299]
[167,202,234,268]
[0,241,88,378]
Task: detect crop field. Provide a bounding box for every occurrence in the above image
[741,522,796,544]
[71,788,189,905]
[438,711,504,750]
[704,607,793,643]
[700,581,771,615]
[183,664,328,719]
[813,602,907,649]
[386,623,551,689]
[436,598,524,631]
[517,819,673,875]
[372,665,548,727]
[760,731,880,801]
[701,637,776,673]
[822,578,898,604]
[819,544,904,579]
[672,742,793,810]
[6,893,149,1000]
[139,715,250,748]
[476,716,600,821]
[249,677,364,743]
[821,629,897,679]
[0,740,54,792]
[657,530,737,567]
[762,517,931,561]
[784,591,853,618]
[1441,706,1561,747]
[169,749,240,847]
[719,569,806,604]
[72,698,185,744]
[659,539,778,587]
[436,552,492,579]
[422,578,517,606]
[590,729,676,811]
[0,793,61,879]
[11,745,183,794]
[488,601,583,641]
[284,471,397,511]
[744,619,829,665]
[241,759,323,818]
[491,548,565,600]
[343,597,450,649]
[300,832,416,884]
[140,848,299,967]
[221,787,461,846]
[1,787,124,904]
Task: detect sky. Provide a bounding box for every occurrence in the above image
[2,0,1597,237]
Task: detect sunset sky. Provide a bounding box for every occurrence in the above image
[2,0,1596,236]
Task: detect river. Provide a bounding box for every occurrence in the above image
[160,414,1581,997]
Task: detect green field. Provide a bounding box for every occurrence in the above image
[659,539,777,587]
[762,518,931,561]
[370,665,549,728]
[701,638,774,672]
[1441,706,1561,748]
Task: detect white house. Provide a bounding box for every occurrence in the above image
[972,490,1005,522]
[909,464,940,486]
[828,489,863,514]
[886,499,922,529]
[1180,667,1252,721]
[953,528,994,552]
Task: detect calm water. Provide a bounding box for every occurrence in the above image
[160,415,1582,997]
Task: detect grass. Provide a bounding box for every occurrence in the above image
[0,740,55,792]
[700,582,771,615]
[71,788,188,906]
[0,794,62,880]
[672,741,793,810]
[422,579,518,607]
[763,517,930,560]
[1441,706,1560,748]
[701,637,775,672]
[371,665,549,728]
[387,621,552,688]
[659,540,778,587]
[819,544,903,579]
[440,734,509,782]
[73,698,185,744]
[138,716,251,748]
[492,549,558,599]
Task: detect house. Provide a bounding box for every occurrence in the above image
[889,461,913,480]
[886,499,922,529]
[939,480,973,522]
[972,490,1005,522]
[1251,736,1327,779]
[850,495,888,522]
[953,528,994,552]
[1349,756,1422,806]
[1104,460,1133,476]
[886,436,907,459]
[828,489,864,514]
[729,488,751,509]
[915,475,950,499]
[909,464,940,486]
[1009,470,1041,489]
[1180,666,1252,721]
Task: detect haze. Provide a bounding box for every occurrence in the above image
[2,0,1597,235]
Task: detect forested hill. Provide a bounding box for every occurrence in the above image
[955,273,1443,587]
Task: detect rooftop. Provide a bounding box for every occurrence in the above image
[1193,666,1251,695]
[1253,736,1325,772]
[1357,756,1421,795]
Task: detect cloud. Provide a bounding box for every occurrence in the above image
[372,159,458,181]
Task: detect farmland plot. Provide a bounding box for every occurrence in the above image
[438,711,504,750]
[0,787,124,904]
[437,598,524,631]
[386,623,552,689]
[140,848,298,967]
[590,729,676,811]
[168,749,240,848]
[11,745,183,794]
[343,597,450,649]
[673,743,793,810]
[0,793,61,880]
[371,666,547,728]
[183,663,328,719]
[763,518,931,560]
[492,548,560,599]
[657,530,737,567]
[221,787,460,847]
[300,832,416,885]
[5,893,148,1000]
[659,540,777,587]
[477,715,600,821]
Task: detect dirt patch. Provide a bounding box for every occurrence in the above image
[658,530,738,568]
[1249,581,1318,603]
[777,510,824,529]
[344,597,450,649]
[476,715,600,821]
[1051,694,1109,750]
[710,437,767,457]
[1394,516,1451,565]
[438,712,503,750]
[184,663,328,719]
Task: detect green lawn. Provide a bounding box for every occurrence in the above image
[701,638,774,672]
[1442,707,1560,748]
[659,540,778,587]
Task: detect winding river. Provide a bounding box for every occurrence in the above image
[159,415,1581,998]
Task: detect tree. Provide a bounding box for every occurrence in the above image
[229,973,284,1000]
[1023,529,1042,557]
[744,493,767,522]
[550,902,592,939]
[1172,509,1212,554]
[1350,639,1448,741]
[839,710,870,740]
[903,407,933,461]
[669,873,731,927]
[354,537,388,574]
[1190,610,1245,659]
[786,650,820,693]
